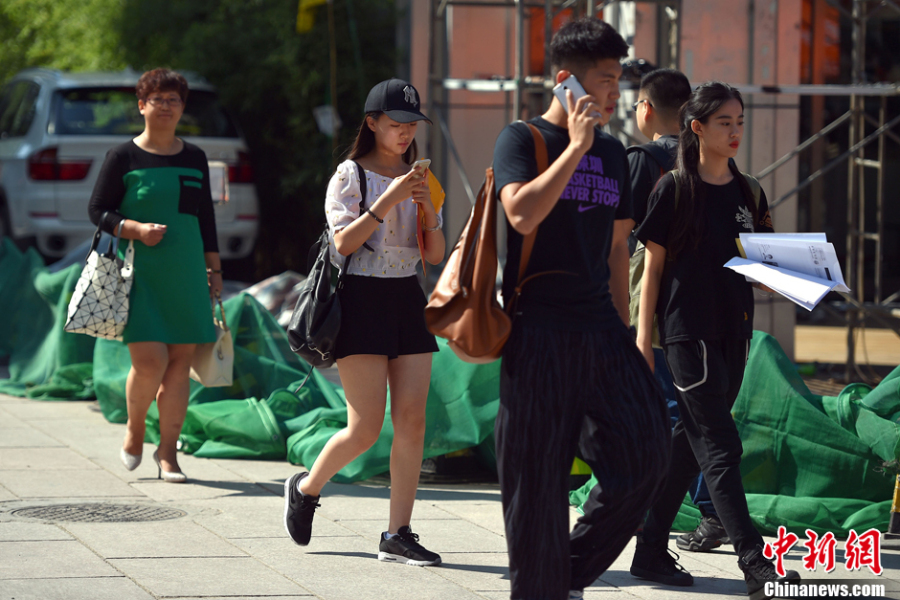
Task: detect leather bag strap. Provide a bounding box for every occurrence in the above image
[516,123,548,285]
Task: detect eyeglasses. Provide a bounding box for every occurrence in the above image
[146,97,183,107]
[631,99,652,112]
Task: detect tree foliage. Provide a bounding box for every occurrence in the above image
[0,0,397,278]
[116,0,398,277]
[0,0,125,84]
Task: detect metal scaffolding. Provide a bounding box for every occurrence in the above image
[744,0,900,382]
[427,0,900,380]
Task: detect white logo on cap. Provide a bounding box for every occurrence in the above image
[403,85,418,107]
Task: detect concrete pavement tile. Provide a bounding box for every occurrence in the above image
[335,518,508,553]
[0,447,101,470]
[108,556,304,597]
[213,458,301,483]
[165,597,313,600]
[0,482,17,501]
[0,469,143,498]
[424,551,509,591]
[431,501,505,537]
[0,409,29,427]
[234,535,489,600]
[0,522,73,541]
[476,583,629,600]
[30,420,125,458]
[132,473,273,502]
[195,498,356,540]
[0,577,156,600]
[0,427,66,448]
[0,540,120,579]
[313,484,459,522]
[1,401,97,421]
[62,520,246,558]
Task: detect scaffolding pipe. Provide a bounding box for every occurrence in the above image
[514,0,525,117]
[435,108,478,206]
[845,0,866,383]
[768,113,900,209]
[755,111,852,180]
[875,97,886,304]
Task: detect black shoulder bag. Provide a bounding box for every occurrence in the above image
[287,162,368,384]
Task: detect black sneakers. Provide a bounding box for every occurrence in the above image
[676,515,731,552]
[377,525,441,567]
[283,472,320,546]
[739,546,801,600]
[630,541,694,586]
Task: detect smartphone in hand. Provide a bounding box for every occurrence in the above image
[411,158,431,174]
[552,74,600,117]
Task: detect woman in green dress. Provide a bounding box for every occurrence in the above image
[88,68,222,483]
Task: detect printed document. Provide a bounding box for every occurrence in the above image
[724,233,850,311]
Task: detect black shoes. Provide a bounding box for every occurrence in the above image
[676,515,731,552]
[630,541,694,586]
[283,472,320,546]
[739,546,801,600]
[377,525,442,566]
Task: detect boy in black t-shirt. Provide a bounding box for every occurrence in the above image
[492,18,670,600]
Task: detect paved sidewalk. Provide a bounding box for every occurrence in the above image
[1,391,898,600]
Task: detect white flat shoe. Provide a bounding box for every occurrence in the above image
[120,448,142,471]
[152,450,187,483]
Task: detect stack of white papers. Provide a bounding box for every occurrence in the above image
[724,233,850,311]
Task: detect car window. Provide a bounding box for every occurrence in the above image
[51,87,239,138]
[0,81,40,138]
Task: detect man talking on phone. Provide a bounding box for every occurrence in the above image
[491,17,670,600]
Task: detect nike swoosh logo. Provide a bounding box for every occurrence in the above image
[577,204,600,212]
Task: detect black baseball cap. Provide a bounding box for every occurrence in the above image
[364,78,432,124]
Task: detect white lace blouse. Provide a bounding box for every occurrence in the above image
[325,159,443,277]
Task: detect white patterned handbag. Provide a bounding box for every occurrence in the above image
[64,218,135,341]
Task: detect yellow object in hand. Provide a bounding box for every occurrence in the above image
[427,170,445,213]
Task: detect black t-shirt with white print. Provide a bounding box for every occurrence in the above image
[492,117,633,332]
[634,172,774,344]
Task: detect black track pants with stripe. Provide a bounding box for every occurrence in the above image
[496,323,671,600]
[640,338,764,559]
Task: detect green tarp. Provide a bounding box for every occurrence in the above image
[0,239,95,398]
[1,237,897,535]
[570,331,899,537]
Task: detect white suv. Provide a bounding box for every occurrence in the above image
[0,68,258,260]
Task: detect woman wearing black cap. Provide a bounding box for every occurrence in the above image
[283,79,445,566]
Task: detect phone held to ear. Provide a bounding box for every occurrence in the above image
[411,158,431,174]
[552,75,601,117]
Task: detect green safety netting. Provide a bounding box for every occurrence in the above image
[93,292,311,423]
[89,290,501,482]
[0,239,95,398]
[570,331,899,537]
[2,237,896,534]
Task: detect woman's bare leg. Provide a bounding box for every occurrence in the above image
[385,353,432,533]
[155,343,195,472]
[299,354,389,496]
[124,342,168,455]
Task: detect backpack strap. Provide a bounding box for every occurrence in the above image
[351,160,375,252]
[627,142,676,179]
[517,123,548,284]
[742,173,761,207]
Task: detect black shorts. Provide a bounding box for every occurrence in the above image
[334,274,439,360]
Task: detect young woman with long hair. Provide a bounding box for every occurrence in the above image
[628,82,799,599]
[282,79,445,566]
